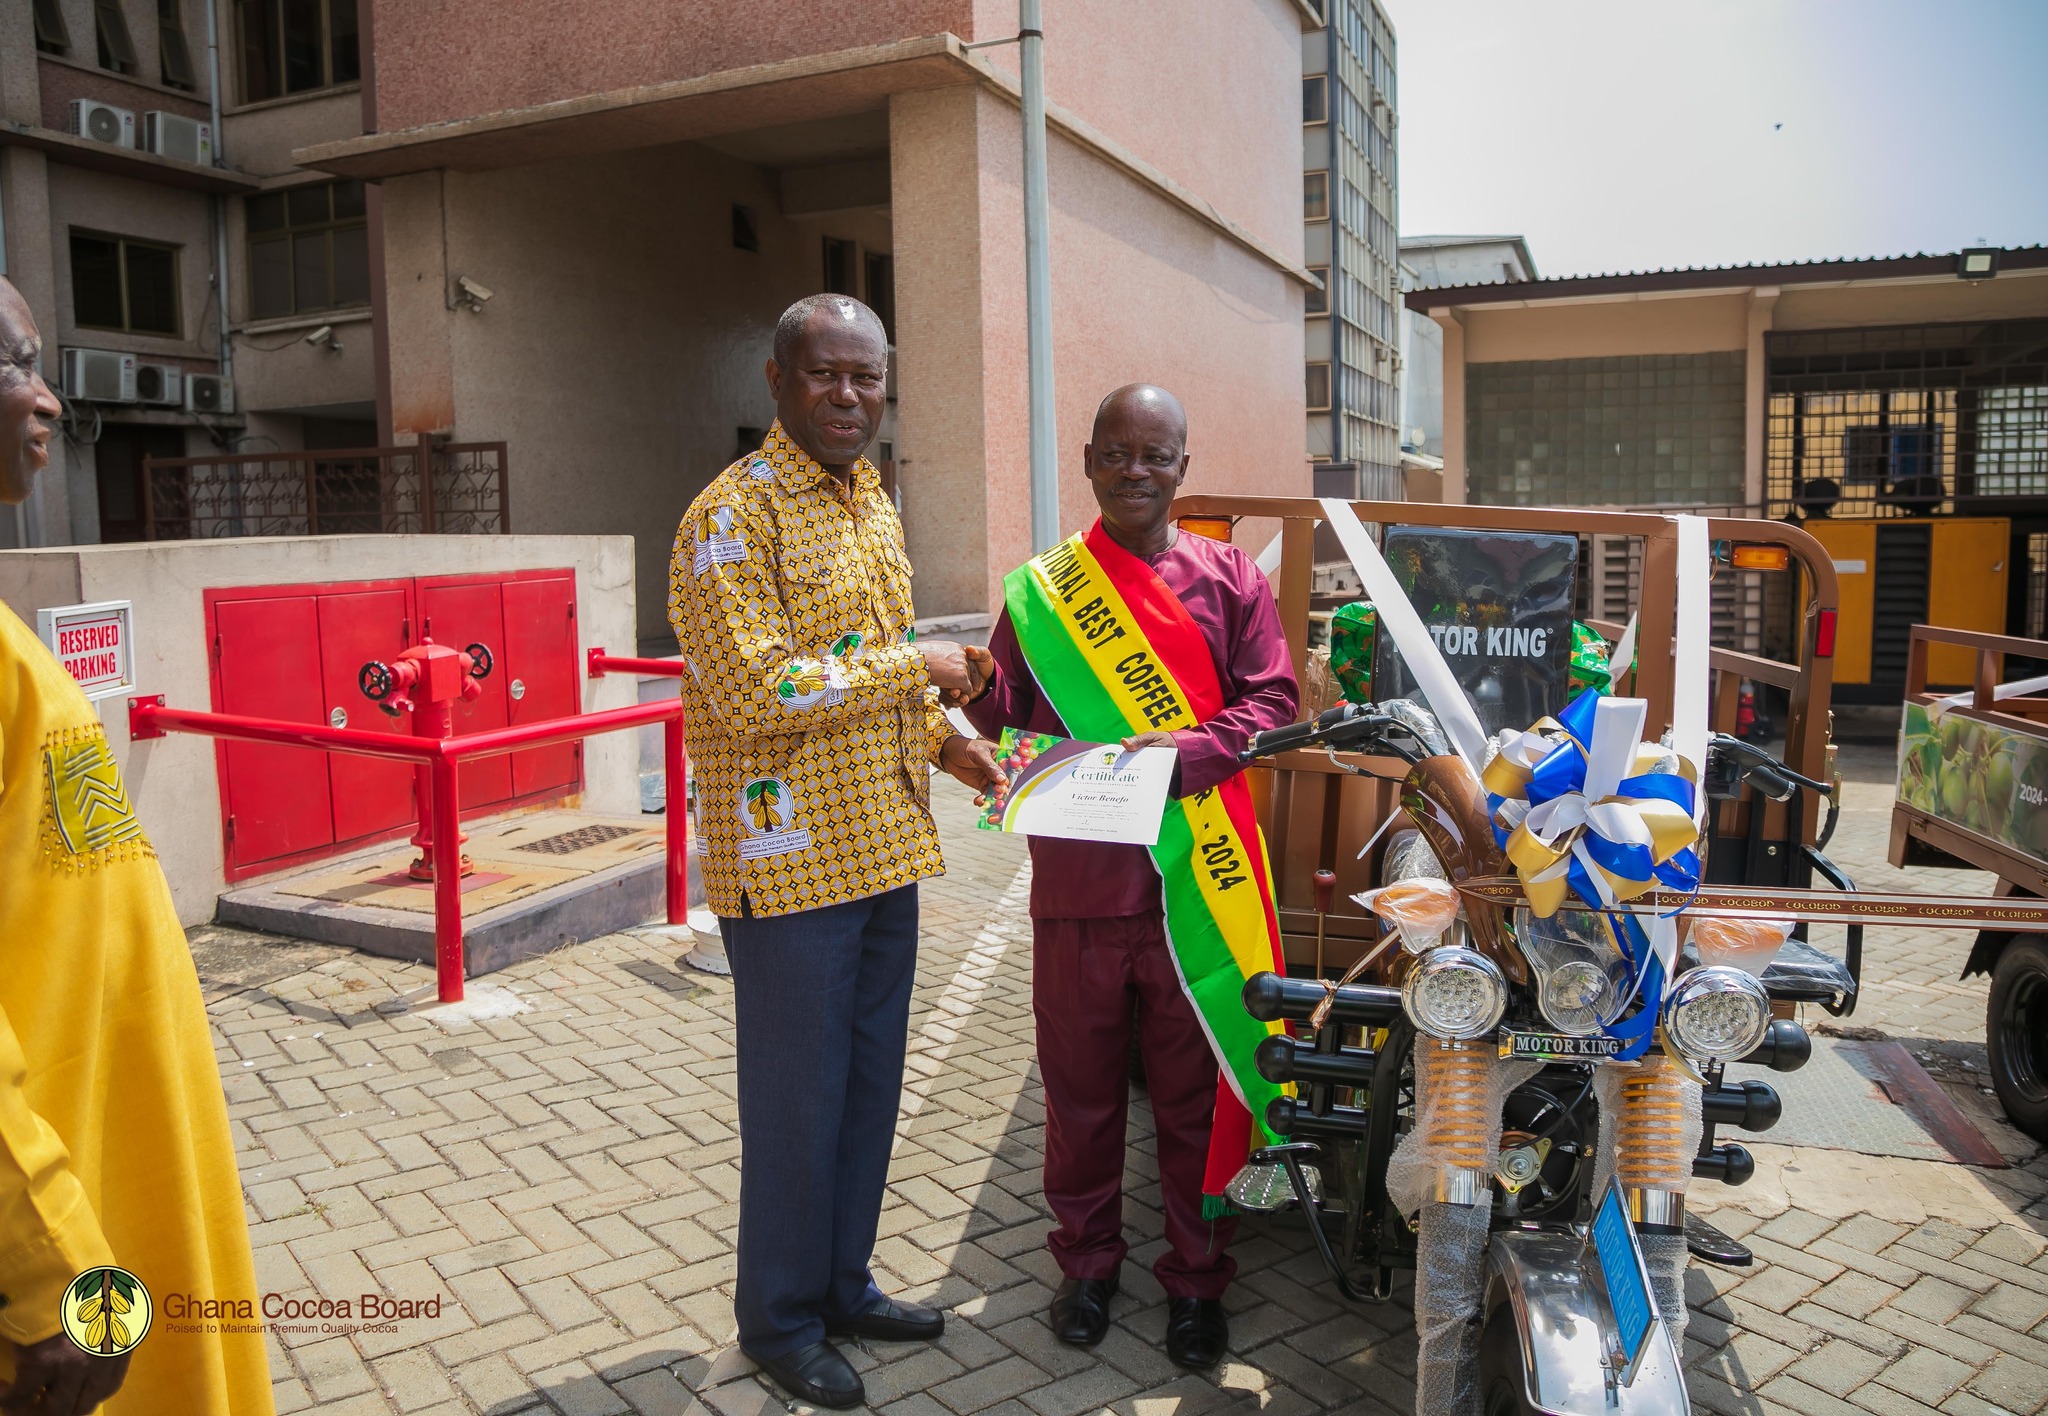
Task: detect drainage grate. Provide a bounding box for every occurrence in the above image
[514,824,640,856]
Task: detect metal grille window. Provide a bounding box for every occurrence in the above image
[248,180,368,318]
[1765,319,2048,518]
[159,0,197,88]
[1466,351,1745,506]
[235,0,360,103]
[70,231,180,336]
[96,0,138,74]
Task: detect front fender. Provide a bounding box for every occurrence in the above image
[1483,1229,1690,1415]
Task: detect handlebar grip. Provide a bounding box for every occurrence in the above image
[1242,704,1364,762]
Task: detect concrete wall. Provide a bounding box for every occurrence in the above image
[0,534,640,925]
[368,0,974,132]
[380,141,889,641]
[969,0,1307,261]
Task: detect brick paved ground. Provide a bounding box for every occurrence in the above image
[198,748,2048,1416]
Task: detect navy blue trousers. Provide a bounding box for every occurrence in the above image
[721,883,920,1358]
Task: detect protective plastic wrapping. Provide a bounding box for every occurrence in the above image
[1639,1230,1691,1348]
[1383,828,1447,884]
[1381,697,1452,757]
[1414,1200,1491,1416]
[1589,1059,1703,1348]
[1385,1048,1543,1215]
[1759,935,1857,999]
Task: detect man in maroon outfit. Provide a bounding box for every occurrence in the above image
[963,385,1298,1368]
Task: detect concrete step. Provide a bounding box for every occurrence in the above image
[217,807,705,975]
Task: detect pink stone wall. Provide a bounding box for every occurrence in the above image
[370,0,973,132]
[960,90,1308,616]
[970,0,1306,260]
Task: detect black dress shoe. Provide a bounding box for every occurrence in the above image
[1165,1297,1228,1370]
[1049,1275,1118,1347]
[744,1340,865,1410]
[826,1293,946,1341]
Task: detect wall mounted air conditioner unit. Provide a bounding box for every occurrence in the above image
[67,99,136,150]
[63,348,138,404]
[184,373,234,414]
[142,112,213,166]
[135,362,184,406]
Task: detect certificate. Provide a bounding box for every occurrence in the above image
[976,728,1177,846]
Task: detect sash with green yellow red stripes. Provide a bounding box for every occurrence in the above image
[1003,520,1291,1207]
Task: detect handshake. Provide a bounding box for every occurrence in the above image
[919,641,995,708]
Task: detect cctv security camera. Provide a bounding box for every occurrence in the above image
[457,275,494,304]
[303,325,334,345]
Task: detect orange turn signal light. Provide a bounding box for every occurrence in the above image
[1729,544,1791,572]
[1178,516,1235,544]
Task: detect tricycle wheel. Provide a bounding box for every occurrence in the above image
[1988,935,2048,1145]
[1478,1302,1537,1416]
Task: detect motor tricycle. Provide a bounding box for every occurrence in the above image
[1167,496,1864,1415]
[1892,622,2048,1146]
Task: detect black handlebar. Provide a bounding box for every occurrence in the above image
[1241,703,1424,765]
[1706,733,1832,802]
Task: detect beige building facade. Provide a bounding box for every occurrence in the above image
[298,1,1321,640]
[0,0,378,550]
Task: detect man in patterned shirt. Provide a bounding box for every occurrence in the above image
[668,294,1001,1410]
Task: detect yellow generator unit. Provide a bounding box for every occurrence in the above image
[1803,516,2008,694]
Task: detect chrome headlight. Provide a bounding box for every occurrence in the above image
[1662,966,1771,1062]
[1401,945,1507,1041]
[1514,907,1630,1036]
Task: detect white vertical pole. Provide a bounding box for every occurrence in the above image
[1020,0,1058,553]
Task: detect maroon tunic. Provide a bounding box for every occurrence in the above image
[965,529,1300,919]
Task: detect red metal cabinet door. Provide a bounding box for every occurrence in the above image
[417,580,512,809]
[214,597,335,867]
[315,588,416,845]
[501,575,581,798]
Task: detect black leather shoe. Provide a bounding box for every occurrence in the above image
[744,1340,864,1410]
[1049,1275,1118,1346]
[826,1294,946,1341]
[1165,1297,1228,1370]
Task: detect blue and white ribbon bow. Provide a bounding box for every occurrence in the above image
[1480,689,1702,1058]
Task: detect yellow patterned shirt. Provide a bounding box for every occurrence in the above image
[668,422,954,917]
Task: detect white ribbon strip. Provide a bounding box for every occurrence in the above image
[1317,498,1490,771]
[1609,614,1639,688]
[1930,672,2048,719]
[1670,516,1711,830]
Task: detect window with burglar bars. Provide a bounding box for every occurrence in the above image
[248,180,369,319]
[1765,318,2048,519]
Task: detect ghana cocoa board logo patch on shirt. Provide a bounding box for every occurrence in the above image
[61,1267,151,1358]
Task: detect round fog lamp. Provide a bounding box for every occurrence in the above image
[1662,965,1771,1062]
[1401,945,1507,1041]
[1539,959,1616,1036]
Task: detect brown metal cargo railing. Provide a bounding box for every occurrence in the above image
[140,442,510,539]
[1167,496,1840,971]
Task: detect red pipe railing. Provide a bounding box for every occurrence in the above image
[131,687,688,1004]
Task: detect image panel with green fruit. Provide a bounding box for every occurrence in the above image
[1899,702,2048,859]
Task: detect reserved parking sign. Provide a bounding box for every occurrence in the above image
[37,600,136,701]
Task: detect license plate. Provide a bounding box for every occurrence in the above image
[1499,1028,1623,1062]
[1589,1178,1657,1386]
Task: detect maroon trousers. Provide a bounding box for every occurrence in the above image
[1034,911,1237,1299]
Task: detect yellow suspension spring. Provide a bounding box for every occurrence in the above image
[1616,1054,1691,1191]
[1419,1040,1493,1172]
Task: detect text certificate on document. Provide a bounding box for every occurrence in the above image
[976,728,1177,847]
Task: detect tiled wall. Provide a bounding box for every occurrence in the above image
[1466,350,1745,506]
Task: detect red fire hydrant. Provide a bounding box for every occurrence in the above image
[360,640,494,880]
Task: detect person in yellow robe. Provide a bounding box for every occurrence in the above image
[0,277,272,1413]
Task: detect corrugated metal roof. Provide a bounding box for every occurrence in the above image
[1402,246,2048,309]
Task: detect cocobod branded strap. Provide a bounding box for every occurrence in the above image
[1316,498,1489,771]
